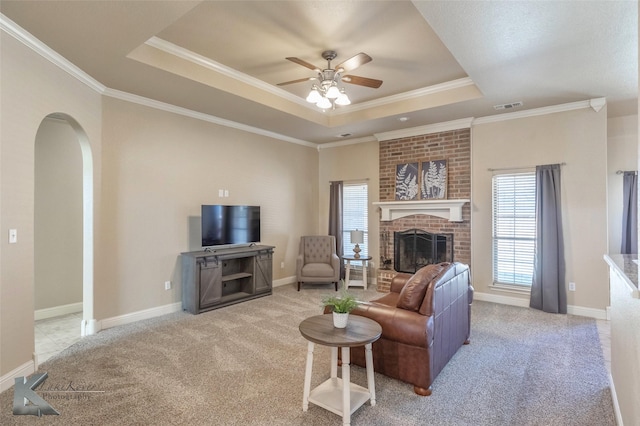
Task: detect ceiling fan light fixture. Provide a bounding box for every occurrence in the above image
[282,50,381,110]
[306,86,322,103]
[316,96,332,109]
[335,88,351,106]
[325,83,341,99]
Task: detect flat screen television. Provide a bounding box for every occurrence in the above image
[201,205,261,247]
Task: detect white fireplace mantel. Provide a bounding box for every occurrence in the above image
[373,199,470,222]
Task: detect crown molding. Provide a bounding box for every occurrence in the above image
[2,13,609,150]
[148,37,478,118]
[317,135,378,150]
[473,98,607,125]
[0,15,315,148]
[146,37,311,110]
[590,97,606,113]
[334,78,477,115]
[104,89,316,148]
[1,13,106,94]
[374,117,474,142]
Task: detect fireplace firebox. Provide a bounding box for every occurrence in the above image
[394,229,453,274]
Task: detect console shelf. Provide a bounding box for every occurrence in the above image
[181,245,274,314]
[222,272,252,282]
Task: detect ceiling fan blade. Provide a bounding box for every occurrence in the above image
[336,52,372,73]
[276,77,316,86]
[286,57,320,72]
[342,75,383,89]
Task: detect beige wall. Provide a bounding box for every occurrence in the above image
[609,17,640,423]
[318,141,380,273]
[98,97,319,319]
[0,16,631,392]
[471,107,609,313]
[609,265,640,425]
[34,118,83,310]
[1,33,103,377]
[607,115,638,254]
[1,31,318,379]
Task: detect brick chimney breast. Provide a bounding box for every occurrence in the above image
[377,129,471,292]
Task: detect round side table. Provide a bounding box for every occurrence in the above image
[299,314,382,425]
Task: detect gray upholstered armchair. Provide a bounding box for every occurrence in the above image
[296,235,340,291]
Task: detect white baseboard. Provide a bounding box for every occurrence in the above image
[0,360,35,393]
[609,372,624,426]
[474,291,530,308]
[99,302,182,331]
[0,302,182,392]
[273,276,296,288]
[474,291,608,319]
[568,304,608,320]
[34,302,83,321]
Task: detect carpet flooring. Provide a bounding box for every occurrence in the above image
[1,284,615,425]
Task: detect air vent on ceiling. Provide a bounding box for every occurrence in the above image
[494,101,523,111]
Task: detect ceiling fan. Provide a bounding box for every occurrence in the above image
[277,50,383,108]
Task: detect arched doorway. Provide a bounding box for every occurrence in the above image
[34,113,95,356]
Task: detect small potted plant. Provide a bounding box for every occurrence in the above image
[321,288,359,328]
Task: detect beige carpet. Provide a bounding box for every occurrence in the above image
[1,284,615,425]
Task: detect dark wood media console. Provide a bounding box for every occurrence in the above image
[181,245,274,314]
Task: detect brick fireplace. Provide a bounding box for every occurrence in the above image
[376,128,471,292]
[394,229,454,274]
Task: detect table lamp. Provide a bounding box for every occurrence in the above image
[350,230,364,259]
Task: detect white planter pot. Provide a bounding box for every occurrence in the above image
[333,312,349,328]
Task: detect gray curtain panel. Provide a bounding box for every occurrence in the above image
[530,164,566,314]
[621,171,638,254]
[328,181,345,278]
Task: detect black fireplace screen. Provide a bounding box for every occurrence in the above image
[394,229,453,274]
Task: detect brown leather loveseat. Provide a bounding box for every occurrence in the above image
[348,262,473,396]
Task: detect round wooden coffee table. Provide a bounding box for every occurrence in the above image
[299,314,382,426]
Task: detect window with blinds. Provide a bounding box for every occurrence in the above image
[342,183,368,258]
[492,172,536,287]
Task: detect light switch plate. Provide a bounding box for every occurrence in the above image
[9,229,17,244]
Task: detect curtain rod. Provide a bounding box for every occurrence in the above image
[329,178,370,184]
[616,170,638,174]
[487,162,566,172]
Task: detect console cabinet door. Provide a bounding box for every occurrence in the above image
[199,258,222,308]
[254,251,273,294]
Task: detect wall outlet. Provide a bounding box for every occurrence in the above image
[218,189,224,197]
[164,281,171,290]
[280,261,285,269]
[9,229,17,244]
[568,282,576,291]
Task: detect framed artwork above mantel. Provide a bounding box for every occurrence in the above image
[421,159,447,199]
[395,162,419,200]
[395,160,448,201]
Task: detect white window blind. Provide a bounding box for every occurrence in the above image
[342,183,368,258]
[492,172,536,287]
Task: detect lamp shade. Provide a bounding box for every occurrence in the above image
[325,83,341,99]
[306,86,322,103]
[335,89,351,106]
[350,230,364,244]
[316,96,332,109]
